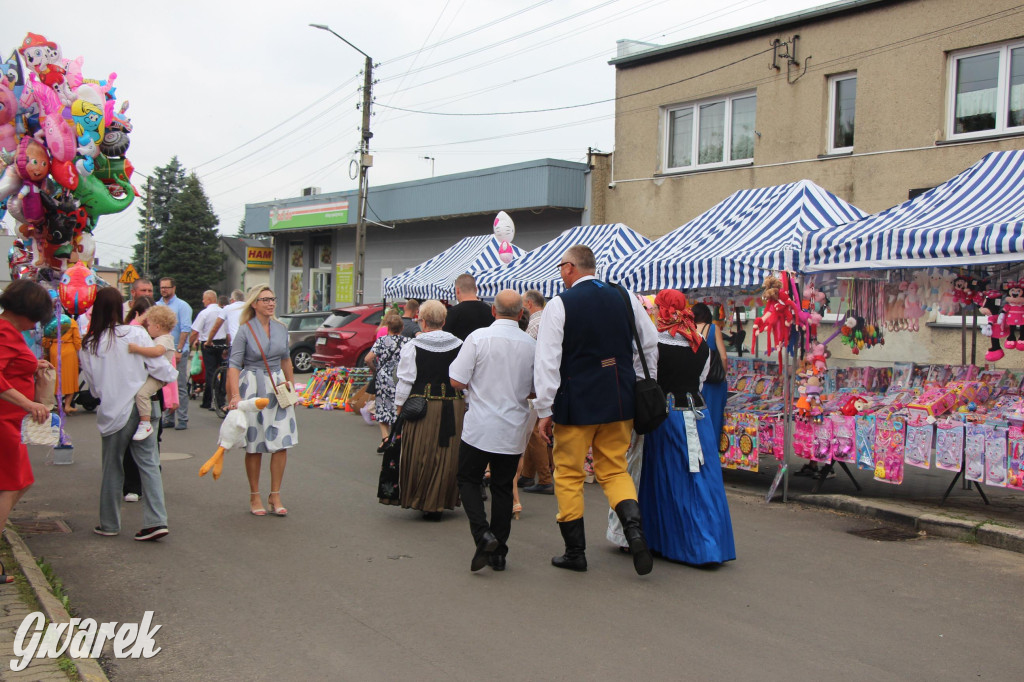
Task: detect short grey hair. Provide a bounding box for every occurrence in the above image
[419,300,447,328]
[203,289,217,300]
[494,290,523,317]
[231,289,245,302]
[454,273,477,294]
[524,290,545,309]
[564,245,596,274]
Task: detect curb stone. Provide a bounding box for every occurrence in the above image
[4,528,109,682]
[726,485,1024,555]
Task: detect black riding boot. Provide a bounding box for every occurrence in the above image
[551,518,587,572]
[615,499,653,575]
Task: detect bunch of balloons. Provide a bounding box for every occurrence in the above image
[1,31,135,297]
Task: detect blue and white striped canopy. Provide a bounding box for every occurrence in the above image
[474,223,651,299]
[382,235,523,301]
[605,180,866,292]
[803,151,1024,271]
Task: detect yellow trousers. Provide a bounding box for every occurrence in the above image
[552,419,636,523]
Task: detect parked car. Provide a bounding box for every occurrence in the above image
[281,311,333,373]
[311,304,385,368]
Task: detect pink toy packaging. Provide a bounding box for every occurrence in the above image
[855,415,876,471]
[964,424,986,482]
[873,416,905,485]
[904,419,934,469]
[935,422,964,472]
[984,426,1007,488]
[907,388,959,418]
[828,415,856,464]
[810,420,833,463]
[1007,426,1024,490]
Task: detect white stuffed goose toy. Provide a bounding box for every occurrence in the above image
[199,398,269,479]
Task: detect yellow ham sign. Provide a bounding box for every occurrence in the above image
[246,246,274,269]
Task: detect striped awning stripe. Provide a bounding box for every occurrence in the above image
[473,223,651,299]
[605,180,866,291]
[803,151,1024,271]
[382,235,524,300]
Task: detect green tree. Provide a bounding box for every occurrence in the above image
[132,156,187,278]
[158,174,223,308]
[235,217,247,237]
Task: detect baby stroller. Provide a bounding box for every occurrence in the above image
[187,353,206,401]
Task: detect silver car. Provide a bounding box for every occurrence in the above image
[281,312,332,373]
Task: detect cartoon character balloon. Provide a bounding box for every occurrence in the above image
[493,210,516,264]
[58,261,97,314]
[15,136,49,223]
[0,77,16,153]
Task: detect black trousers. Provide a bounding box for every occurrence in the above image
[457,442,520,557]
[201,343,226,407]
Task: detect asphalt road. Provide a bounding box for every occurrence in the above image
[12,402,1024,681]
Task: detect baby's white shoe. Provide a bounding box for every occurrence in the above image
[133,421,154,441]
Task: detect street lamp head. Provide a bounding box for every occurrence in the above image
[309,23,329,30]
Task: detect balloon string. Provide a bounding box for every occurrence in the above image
[53,300,71,447]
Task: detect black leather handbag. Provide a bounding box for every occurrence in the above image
[614,284,668,435]
[706,343,727,384]
[401,395,427,421]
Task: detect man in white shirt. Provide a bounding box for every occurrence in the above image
[449,289,536,573]
[534,245,658,575]
[188,290,225,409]
[206,288,245,346]
[122,278,153,317]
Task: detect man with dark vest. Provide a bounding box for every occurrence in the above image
[534,245,658,575]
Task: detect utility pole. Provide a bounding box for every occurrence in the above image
[310,23,373,305]
[144,176,153,278]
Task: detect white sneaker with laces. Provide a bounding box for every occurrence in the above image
[132,422,154,441]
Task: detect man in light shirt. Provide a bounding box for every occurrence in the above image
[206,288,245,347]
[122,278,153,317]
[519,289,553,494]
[533,245,658,575]
[450,289,536,573]
[188,290,224,409]
[155,277,192,430]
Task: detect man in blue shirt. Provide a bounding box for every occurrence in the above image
[155,277,193,430]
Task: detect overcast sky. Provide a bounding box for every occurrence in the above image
[2,0,826,264]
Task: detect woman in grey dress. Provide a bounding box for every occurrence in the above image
[226,285,298,517]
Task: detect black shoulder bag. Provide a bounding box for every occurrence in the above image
[704,327,727,385]
[613,284,668,435]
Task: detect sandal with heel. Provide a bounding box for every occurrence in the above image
[250,492,266,516]
[1,560,14,584]
[268,491,288,517]
[512,502,522,520]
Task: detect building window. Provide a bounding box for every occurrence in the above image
[828,72,857,152]
[948,41,1024,139]
[664,92,756,172]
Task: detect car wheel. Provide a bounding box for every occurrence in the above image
[356,350,369,367]
[291,347,314,373]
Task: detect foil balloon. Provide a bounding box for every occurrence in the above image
[69,232,94,265]
[493,210,515,243]
[58,261,97,314]
[15,136,49,223]
[44,314,71,337]
[498,241,514,264]
[0,77,16,153]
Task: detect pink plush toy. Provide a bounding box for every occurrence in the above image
[903,282,926,331]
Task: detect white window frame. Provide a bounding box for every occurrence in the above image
[827,72,857,154]
[662,91,756,173]
[947,40,1024,140]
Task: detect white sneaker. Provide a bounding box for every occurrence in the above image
[124,493,140,503]
[132,422,154,441]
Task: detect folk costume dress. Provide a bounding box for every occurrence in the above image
[393,330,464,512]
[639,309,735,566]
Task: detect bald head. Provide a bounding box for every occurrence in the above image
[493,289,523,320]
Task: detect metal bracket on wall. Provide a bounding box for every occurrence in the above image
[769,35,810,84]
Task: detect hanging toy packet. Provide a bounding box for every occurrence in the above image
[1007,426,1024,490]
[964,424,986,482]
[829,415,856,464]
[811,419,833,463]
[985,426,1007,488]
[904,419,934,469]
[873,415,905,485]
[935,422,964,472]
[855,414,876,471]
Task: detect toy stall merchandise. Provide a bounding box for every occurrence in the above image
[298,367,372,411]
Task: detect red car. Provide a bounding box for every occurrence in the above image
[311,304,385,368]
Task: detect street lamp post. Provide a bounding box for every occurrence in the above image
[423,156,435,177]
[310,23,372,305]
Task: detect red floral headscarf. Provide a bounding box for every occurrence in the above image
[654,289,703,349]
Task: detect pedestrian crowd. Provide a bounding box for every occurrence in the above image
[0,244,735,578]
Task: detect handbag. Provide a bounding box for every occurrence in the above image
[189,350,203,376]
[34,366,56,410]
[706,342,727,384]
[247,322,300,409]
[613,284,668,435]
[401,395,427,422]
[22,414,61,446]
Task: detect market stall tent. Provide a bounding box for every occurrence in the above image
[605,180,867,292]
[802,150,1024,271]
[473,223,651,298]
[381,235,524,301]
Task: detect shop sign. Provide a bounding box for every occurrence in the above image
[335,263,354,304]
[269,200,349,231]
[246,246,274,269]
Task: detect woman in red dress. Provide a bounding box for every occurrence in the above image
[0,280,55,582]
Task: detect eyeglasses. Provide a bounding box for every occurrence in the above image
[557,261,575,271]
[257,296,277,303]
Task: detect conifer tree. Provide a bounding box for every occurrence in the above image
[158,174,223,308]
[132,156,186,277]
